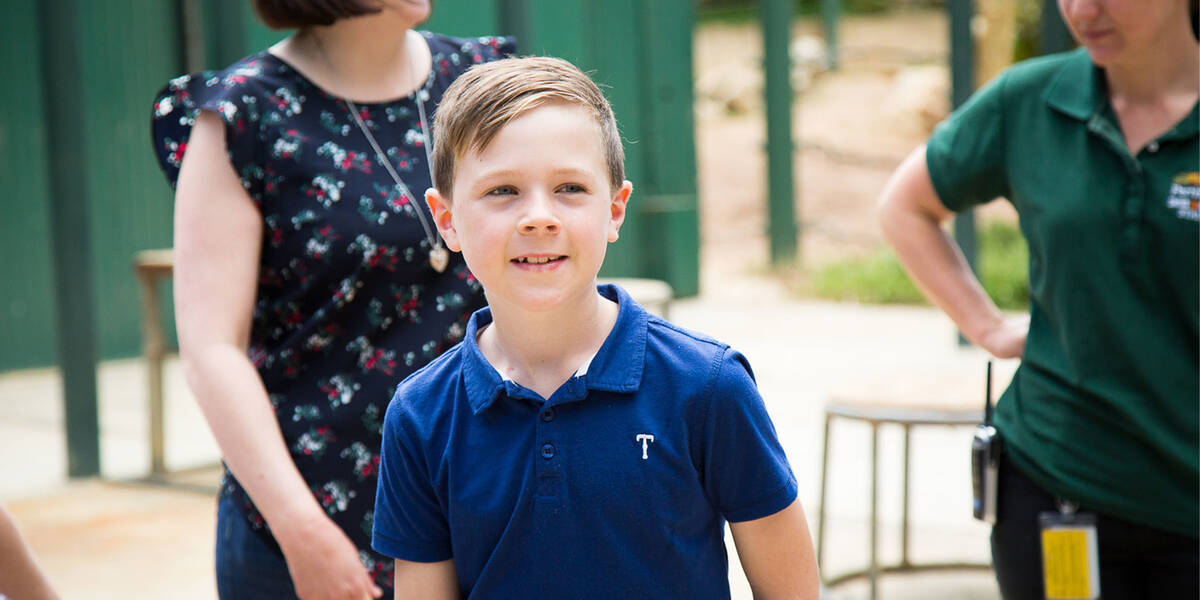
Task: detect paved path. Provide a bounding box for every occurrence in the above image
[1,273,1016,599]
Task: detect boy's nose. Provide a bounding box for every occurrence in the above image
[518,192,561,234]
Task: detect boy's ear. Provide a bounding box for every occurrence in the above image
[425,188,461,252]
[607,180,633,243]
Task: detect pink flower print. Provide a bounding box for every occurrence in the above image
[339,442,379,481]
[264,215,284,247]
[346,336,396,375]
[268,87,304,116]
[154,96,176,119]
[306,225,339,261]
[162,139,187,168]
[319,374,361,408]
[404,129,426,147]
[294,426,336,460]
[360,551,392,584]
[317,142,371,172]
[304,175,345,208]
[331,277,360,306]
[315,481,355,515]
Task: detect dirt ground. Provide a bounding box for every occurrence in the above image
[693,8,1017,292]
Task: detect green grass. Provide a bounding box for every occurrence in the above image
[809,221,1030,310]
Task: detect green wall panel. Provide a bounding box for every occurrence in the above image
[243,2,288,60]
[586,0,645,278]
[424,0,503,37]
[0,0,57,372]
[79,0,183,362]
[635,0,700,295]
[523,0,587,64]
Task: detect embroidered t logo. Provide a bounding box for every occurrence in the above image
[636,434,655,459]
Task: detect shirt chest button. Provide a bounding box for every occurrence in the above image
[540,443,556,459]
[541,408,556,422]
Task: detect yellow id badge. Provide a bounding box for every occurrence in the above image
[1039,510,1100,600]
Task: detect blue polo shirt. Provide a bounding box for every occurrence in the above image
[372,283,797,598]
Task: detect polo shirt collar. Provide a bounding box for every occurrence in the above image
[1043,48,1200,141]
[1044,48,1105,122]
[460,283,648,414]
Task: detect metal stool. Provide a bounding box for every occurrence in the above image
[133,248,176,480]
[816,398,991,600]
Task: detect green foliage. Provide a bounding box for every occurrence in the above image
[976,220,1030,310]
[1013,0,1043,62]
[809,221,1030,309]
[811,248,927,304]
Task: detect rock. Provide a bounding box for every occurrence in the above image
[882,65,950,136]
[695,62,763,115]
[790,35,827,71]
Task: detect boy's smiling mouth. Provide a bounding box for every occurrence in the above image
[512,255,567,265]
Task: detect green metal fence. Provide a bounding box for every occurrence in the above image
[0,0,56,372]
[1,0,703,377]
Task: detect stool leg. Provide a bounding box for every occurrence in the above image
[869,422,879,600]
[137,269,166,478]
[901,424,911,568]
[816,412,832,580]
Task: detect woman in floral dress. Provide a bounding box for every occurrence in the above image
[150,1,512,597]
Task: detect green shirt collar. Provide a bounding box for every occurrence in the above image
[1044,47,1199,139]
[1044,48,1105,121]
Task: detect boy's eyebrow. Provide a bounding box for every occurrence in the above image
[471,166,598,183]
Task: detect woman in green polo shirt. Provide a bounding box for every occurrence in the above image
[878,0,1198,598]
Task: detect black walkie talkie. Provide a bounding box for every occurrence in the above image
[971,361,1000,523]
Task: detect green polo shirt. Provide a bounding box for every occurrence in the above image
[927,48,1199,536]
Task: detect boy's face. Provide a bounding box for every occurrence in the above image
[426,102,632,313]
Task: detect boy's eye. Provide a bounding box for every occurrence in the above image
[486,185,517,196]
[557,183,587,194]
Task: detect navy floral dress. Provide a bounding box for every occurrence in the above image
[150,32,515,588]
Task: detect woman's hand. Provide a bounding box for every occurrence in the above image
[176,112,379,600]
[974,314,1029,359]
[879,146,1024,357]
[276,509,383,600]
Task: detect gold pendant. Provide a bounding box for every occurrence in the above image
[429,245,449,273]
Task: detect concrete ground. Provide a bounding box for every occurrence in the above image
[0,271,1018,599]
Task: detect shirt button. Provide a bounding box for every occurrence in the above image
[541,408,555,422]
[540,443,556,459]
[1147,142,1159,153]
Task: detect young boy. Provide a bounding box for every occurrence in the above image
[372,56,818,599]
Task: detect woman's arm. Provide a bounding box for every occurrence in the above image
[175,112,380,600]
[878,145,1027,358]
[729,499,819,599]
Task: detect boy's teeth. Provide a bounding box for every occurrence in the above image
[517,256,556,264]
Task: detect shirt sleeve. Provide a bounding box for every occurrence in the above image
[925,70,1012,212]
[700,348,798,523]
[149,68,265,202]
[371,391,453,562]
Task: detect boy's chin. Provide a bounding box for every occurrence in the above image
[489,285,598,314]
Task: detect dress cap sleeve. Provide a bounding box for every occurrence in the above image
[149,59,267,200]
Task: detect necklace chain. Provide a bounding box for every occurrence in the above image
[311,31,449,272]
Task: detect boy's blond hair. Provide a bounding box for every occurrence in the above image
[431,56,625,197]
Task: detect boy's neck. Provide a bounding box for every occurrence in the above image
[478,287,619,400]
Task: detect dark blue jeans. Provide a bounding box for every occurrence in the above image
[215,495,300,600]
[990,453,1199,600]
